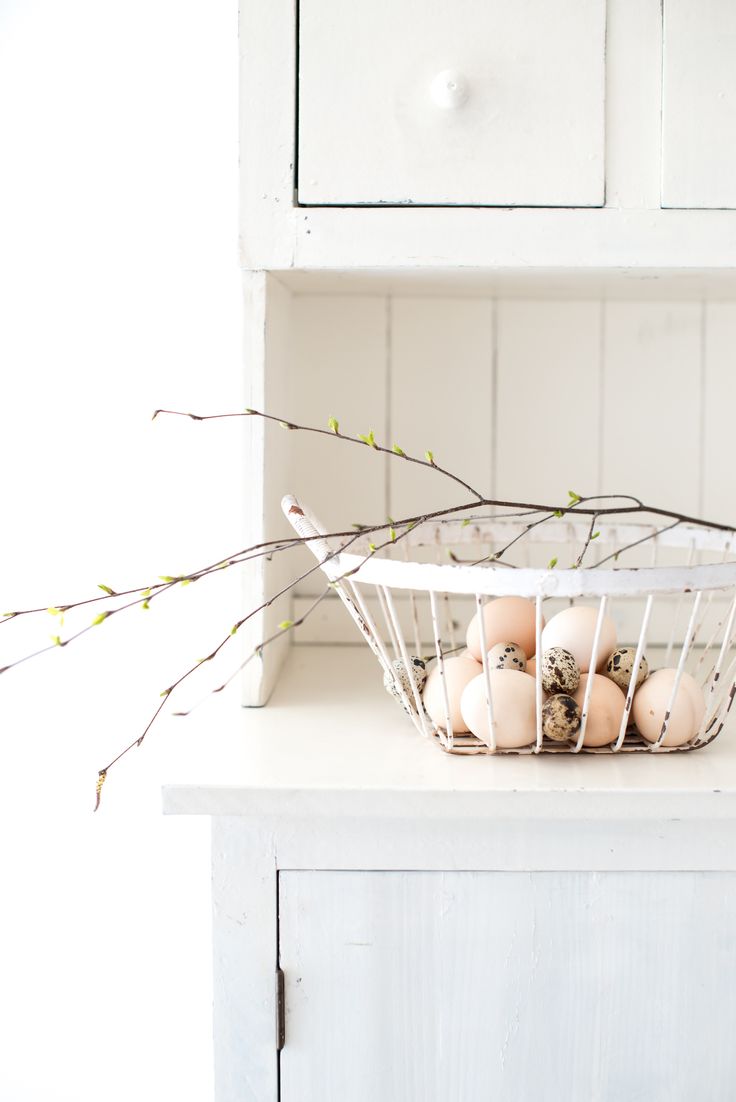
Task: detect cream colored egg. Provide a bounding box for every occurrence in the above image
[633,669,703,747]
[541,606,617,674]
[466,597,540,663]
[572,673,626,748]
[526,656,537,679]
[680,670,706,732]
[422,654,482,733]
[460,669,537,749]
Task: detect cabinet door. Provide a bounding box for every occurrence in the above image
[279,870,736,1102]
[662,0,736,208]
[297,0,605,207]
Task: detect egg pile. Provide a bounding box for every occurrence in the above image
[416,597,706,750]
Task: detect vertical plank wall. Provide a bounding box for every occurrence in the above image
[282,294,736,640]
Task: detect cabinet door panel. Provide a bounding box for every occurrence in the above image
[662,0,736,208]
[298,0,605,207]
[279,870,736,1102]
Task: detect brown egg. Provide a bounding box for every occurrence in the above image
[633,669,705,747]
[542,606,617,674]
[466,597,540,663]
[460,669,537,749]
[422,654,482,733]
[572,673,626,748]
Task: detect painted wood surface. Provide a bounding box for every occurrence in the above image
[279,869,736,1102]
[298,0,604,207]
[163,646,736,839]
[662,0,736,209]
[703,304,736,524]
[212,819,278,1102]
[239,0,736,267]
[390,298,494,518]
[605,0,662,210]
[495,300,601,504]
[599,302,702,516]
[286,294,388,534]
[280,292,736,646]
[242,273,295,705]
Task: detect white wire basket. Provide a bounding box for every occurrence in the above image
[283,495,736,755]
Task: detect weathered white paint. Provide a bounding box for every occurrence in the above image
[240,0,736,267]
[211,818,278,1102]
[287,294,388,533]
[495,300,601,502]
[239,0,295,268]
[703,304,736,523]
[165,648,736,1100]
[389,297,494,517]
[242,272,295,705]
[256,208,736,272]
[298,0,605,207]
[605,0,663,210]
[164,646,736,828]
[662,0,736,209]
[279,870,736,1102]
[274,269,736,300]
[600,302,703,515]
[242,281,736,700]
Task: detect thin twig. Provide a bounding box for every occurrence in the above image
[575,513,601,568]
[153,406,487,501]
[594,520,682,568]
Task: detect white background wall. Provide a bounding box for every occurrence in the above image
[0,2,241,1098]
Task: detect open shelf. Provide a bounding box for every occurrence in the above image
[164,645,736,820]
[243,269,736,704]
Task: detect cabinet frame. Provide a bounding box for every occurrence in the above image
[241,0,736,271]
[207,805,736,1102]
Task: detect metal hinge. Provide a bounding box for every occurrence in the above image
[276,967,285,1051]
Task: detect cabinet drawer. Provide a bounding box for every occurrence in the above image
[297,0,606,207]
[662,0,736,208]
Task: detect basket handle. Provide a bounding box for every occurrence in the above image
[281,495,339,573]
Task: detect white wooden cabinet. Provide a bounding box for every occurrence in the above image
[165,2,736,1098]
[164,648,736,1102]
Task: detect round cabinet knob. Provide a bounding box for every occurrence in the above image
[430,69,469,110]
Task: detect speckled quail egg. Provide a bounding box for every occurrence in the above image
[542,694,582,742]
[383,656,427,713]
[605,647,649,693]
[486,641,527,672]
[541,647,580,695]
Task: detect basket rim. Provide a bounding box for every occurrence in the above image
[331,553,736,599]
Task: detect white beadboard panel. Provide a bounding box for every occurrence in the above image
[662,0,736,209]
[389,297,494,520]
[703,304,736,526]
[496,300,601,504]
[287,295,388,534]
[279,870,736,1102]
[298,0,605,207]
[601,302,702,515]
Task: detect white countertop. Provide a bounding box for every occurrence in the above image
[162,645,736,821]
